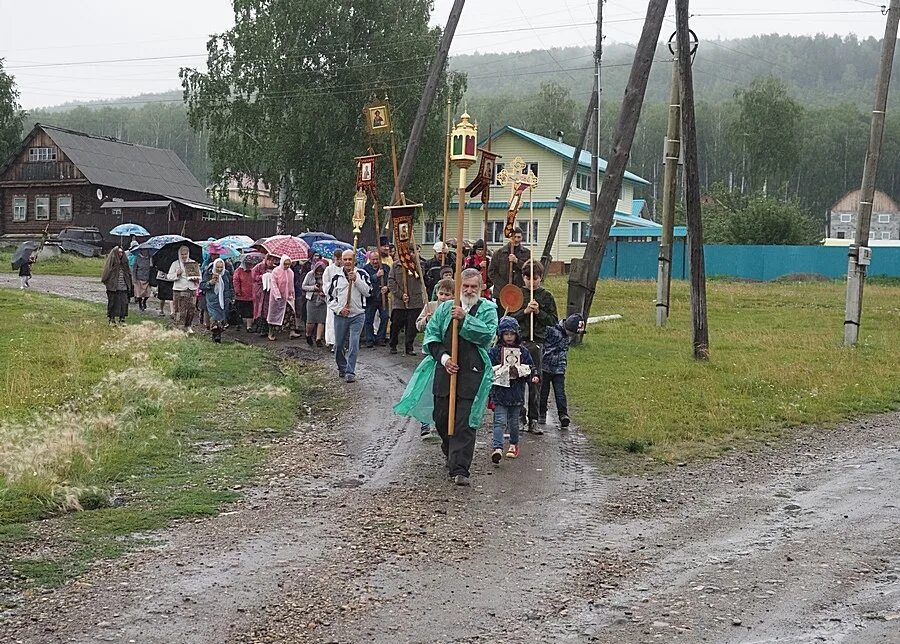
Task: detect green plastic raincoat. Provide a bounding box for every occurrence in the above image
[394,298,499,428]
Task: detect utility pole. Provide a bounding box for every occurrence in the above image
[541,92,597,273]
[566,0,668,324]
[589,0,604,213]
[843,0,900,347]
[655,59,681,327]
[675,0,709,360]
[394,0,465,203]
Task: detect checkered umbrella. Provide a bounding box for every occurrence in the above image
[260,235,309,261]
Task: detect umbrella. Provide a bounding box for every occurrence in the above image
[137,234,193,253]
[311,240,367,267]
[110,223,150,237]
[151,239,203,274]
[239,251,266,268]
[11,240,39,270]
[297,231,336,246]
[217,234,255,251]
[260,235,309,261]
[197,240,240,264]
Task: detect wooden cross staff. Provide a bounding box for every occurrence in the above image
[497,156,539,340]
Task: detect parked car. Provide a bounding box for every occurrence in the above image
[48,227,111,256]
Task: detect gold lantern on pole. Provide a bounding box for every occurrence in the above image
[446,112,478,437]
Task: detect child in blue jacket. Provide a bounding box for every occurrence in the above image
[540,313,584,428]
[488,316,538,463]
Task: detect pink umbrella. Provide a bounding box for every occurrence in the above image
[205,242,230,256]
[261,235,310,261]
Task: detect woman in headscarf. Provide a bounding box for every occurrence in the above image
[302,260,328,347]
[167,245,201,335]
[251,254,276,336]
[101,246,133,325]
[200,258,233,343]
[232,255,256,331]
[131,246,153,312]
[266,255,297,341]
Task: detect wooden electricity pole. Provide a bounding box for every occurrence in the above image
[655,61,681,327]
[675,0,709,360]
[843,0,900,347]
[394,0,466,203]
[541,92,597,273]
[566,0,668,323]
[590,0,603,214]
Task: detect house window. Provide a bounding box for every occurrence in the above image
[836,231,846,239]
[57,195,72,221]
[839,214,852,223]
[13,197,27,221]
[881,231,891,240]
[492,163,505,186]
[423,221,443,245]
[28,147,57,162]
[870,231,876,239]
[146,208,156,215]
[878,214,891,223]
[570,220,590,244]
[35,197,50,221]
[576,172,591,191]
[487,221,537,244]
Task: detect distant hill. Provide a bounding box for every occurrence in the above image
[449,34,892,108]
[33,34,893,114]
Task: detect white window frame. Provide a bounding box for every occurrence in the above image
[881,231,891,240]
[839,213,852,223]
[28,147,57,162]
[870,231,876,239]
[56,195,72,221]
[423,221,443,245]
[569,220,590,245]
[492,161,538,186]
[877,214,891,223]
[13,196,27,222]
[575,171,591,191]
[487,221,505,244]
[492,162,505,187]
[34,197,50,221]
[488,220,538,244]
[111,208,123,217]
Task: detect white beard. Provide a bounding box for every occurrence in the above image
[461,293,479,309]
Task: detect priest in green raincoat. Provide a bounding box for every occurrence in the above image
[395,268,498,485]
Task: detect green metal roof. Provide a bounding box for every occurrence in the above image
[482,126,651,186]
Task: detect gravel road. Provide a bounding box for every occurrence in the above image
[1,276,898,643]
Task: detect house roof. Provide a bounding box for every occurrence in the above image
[565,199,660,227]
[450,198,639,220]
[484,126,651,186]
[17,124,210,204]
[632,199,648,218]
[831,188,900,214]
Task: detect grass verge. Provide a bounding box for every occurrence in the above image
[0,250,104,278]
[0,290,314,590]
[544,277,900,462]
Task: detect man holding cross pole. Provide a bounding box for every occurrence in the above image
[394,269,497,485]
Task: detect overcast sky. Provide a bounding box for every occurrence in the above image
[0,0,892,109]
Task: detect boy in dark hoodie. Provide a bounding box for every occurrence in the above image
[488,316,538,463]
[511,260,558,433]
[540,313,585,428]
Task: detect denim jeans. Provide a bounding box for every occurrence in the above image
[333,312,365,376]
[492,403,522,450]
[539,372,568,418]
[364,301,389,344]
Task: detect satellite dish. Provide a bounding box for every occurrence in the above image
[96,188,104,201]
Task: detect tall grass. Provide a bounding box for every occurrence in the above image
[544,277,900,461]
[0,292,310,587]
[0,250,104,277]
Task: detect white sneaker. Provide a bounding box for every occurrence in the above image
[186,327,195,335]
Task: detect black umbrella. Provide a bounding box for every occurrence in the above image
[151,240,203,274]
[11,240,39,270]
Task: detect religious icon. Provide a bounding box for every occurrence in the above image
[364,101,392,134]
[361,162,372,182]
[398,222,410,242]
[385,202,423,276]
[502,347,522,368]
[355,153,381,192]
[465,148,502,200]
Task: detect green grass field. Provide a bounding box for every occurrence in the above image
[545,277,900,462]
[0,291,316,588]
[0,250,104,277]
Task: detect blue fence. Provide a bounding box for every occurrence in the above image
[598,240,900,280]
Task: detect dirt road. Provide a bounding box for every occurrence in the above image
[1,276,898,643]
